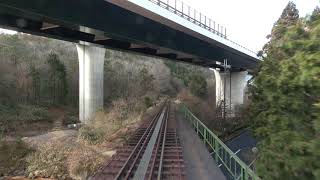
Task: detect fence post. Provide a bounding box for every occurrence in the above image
[196,120,199,134]
[214,139,219,162]
[174,0,177,13]
[241,167,248,180]
[203,128,207,144]
[181,2,184,14]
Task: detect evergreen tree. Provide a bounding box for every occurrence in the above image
[189,74,207,98]
[47,53,68,104]
[249,3,320,180]
[29,64,41,103]
[139,66,155,94]
[278,1,299,25]
[262,2,299,56]
[310,6,320,22]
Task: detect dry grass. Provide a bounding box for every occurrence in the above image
[26,142,70,179]
[177,89,250,139]
[0,139,33,177]
[68,146,105,180]
[16,98,156,179]
[78,98,144,145]
[177,89,222,134]
[177,89,216,120]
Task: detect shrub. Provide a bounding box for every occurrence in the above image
[26,142,69,179]
[189,74,207,97]
[0,139,33,176]
[143,96,153,108]
[63,114,79,125]
[0,105,50,135]
[78,126,105,145]
[17,105,49,122]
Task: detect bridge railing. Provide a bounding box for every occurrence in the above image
[147,0,258,57]
[180,105,260,180]
[148,0,227,38]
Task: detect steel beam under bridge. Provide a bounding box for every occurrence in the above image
[0,0,260,71]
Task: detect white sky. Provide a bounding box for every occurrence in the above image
[0,0,319,52]
[182,0,319,52]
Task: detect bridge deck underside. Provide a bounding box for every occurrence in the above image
[0,0,258,70]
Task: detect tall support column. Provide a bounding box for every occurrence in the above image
[76,44,106,123]
[213,69,248,112]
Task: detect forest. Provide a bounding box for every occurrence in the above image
[0,30,239,179]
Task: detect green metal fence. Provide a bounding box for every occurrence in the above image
[181,105,260,180]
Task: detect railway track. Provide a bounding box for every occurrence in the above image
[91,102,185,180]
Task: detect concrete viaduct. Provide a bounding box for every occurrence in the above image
[0,0,260,123]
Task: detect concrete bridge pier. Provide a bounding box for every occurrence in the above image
[76,44,106,123]
[213,69,248,114]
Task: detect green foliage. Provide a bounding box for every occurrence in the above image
[139,66,155,92]
[0,105,49,135]
[63,113,79,125]
[165,61,209,98]
[78,126,105,145]
[165,61,192,86]
[278,1,299,25]
[189,74,207,97]
[143,96,153,108]
[47,53,68,105]
[249,3,320,180]
[104,58,155,101]
[262,1,300,56]
[0,139,33,176]
[17,105,49,121]
[310,6,320,22]
[29,64,41,103]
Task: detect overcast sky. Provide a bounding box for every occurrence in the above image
[182,0,319,52]
[0,0,319,52]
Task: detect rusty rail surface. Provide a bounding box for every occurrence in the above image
[91,102,185,180]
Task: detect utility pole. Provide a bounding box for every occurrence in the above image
[223,59,227,121]
[223,59,231,120]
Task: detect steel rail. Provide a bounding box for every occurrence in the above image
[173,105,183,180]
[157,103,169,180]
[131,104,167,180]
[114,105,162,180]
[147,105,167,180]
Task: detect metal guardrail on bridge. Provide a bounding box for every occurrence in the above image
[148,0,227,38]
[147,0,258,56]
[181,105,260,180]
